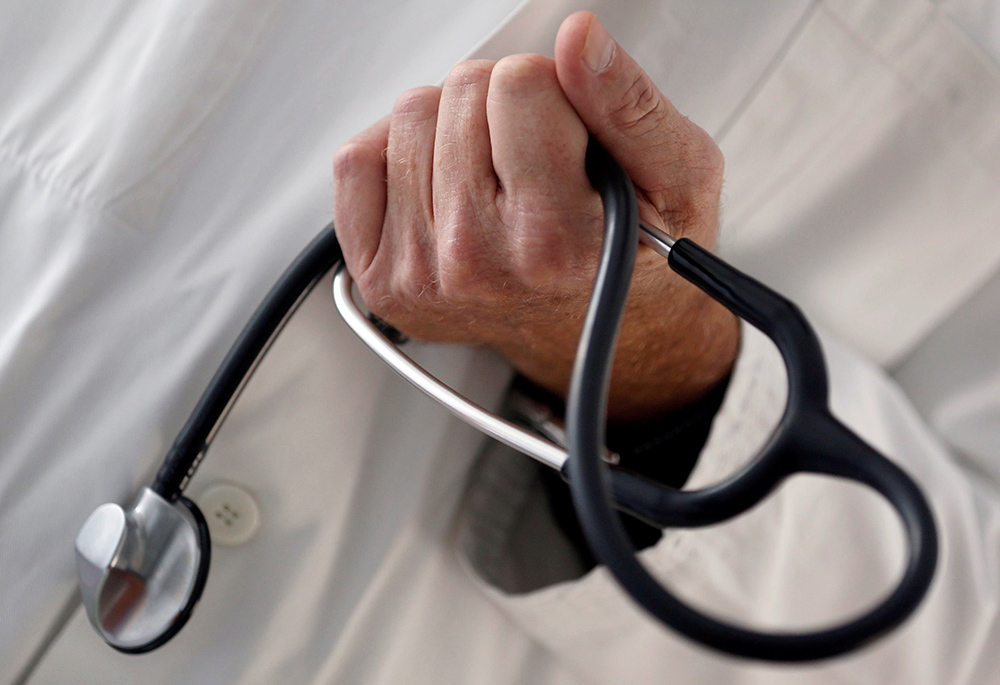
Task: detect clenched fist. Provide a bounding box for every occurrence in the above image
[333,12,738,421]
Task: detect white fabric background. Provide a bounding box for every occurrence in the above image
[0,0,529,681]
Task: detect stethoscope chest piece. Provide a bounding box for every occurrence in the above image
[75,487,211,653]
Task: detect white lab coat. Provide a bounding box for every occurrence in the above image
[2,0,999,682]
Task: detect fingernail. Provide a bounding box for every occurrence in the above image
[582,17,615,73]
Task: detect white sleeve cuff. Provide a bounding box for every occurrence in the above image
[684,320,788,490]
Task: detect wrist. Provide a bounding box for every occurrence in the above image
[607,293,740,421]
[502,300,739,422]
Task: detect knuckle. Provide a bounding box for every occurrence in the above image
[332,139,378,181]
[436,222,489,300]
[696,130,725,181]
[508,217,573,289]
[513,245,566,290]
[436,264,476,302]
[694,146,725,199]
[443,59,495,90]
[490,53,556,94]
[355,270,394,320]
[609,73,665,134]
[436,245,480,300]
[357,253,435,325]
[673,125,725,201]
[606,75,725,203]
[392,86,441,120]
[389,260,432,305]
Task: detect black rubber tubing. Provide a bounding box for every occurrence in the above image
[152,223,343,500]
[565,139,938,662]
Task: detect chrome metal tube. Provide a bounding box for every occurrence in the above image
[638,222,675,259]
[332,264,568,471]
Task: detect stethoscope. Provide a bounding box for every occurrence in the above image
[74,140,937,662]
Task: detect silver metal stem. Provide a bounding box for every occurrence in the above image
[332,264,568,471]
[638,222,675,259]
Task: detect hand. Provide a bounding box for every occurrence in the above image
[333,12,738,421]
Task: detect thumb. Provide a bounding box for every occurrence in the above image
[554,12,723,229]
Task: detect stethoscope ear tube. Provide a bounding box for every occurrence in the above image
[150,224,345,501]
[566,139,938,661]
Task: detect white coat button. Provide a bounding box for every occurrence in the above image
[195,483,261,546]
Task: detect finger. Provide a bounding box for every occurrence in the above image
[554,12,723,226]
[385,86,442,283]
[487,53,590,202]
[434,60,497,202]
[333,115,390,277]
[432,60,499,294]
[487,54,595,280]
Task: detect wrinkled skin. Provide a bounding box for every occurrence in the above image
[333,12,739,421]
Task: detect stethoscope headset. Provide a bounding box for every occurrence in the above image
[75,140,937,662]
